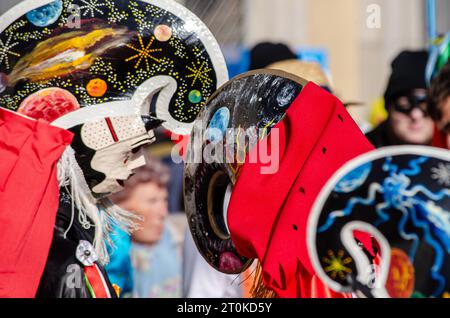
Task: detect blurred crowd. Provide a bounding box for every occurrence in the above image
[104,39,450,298]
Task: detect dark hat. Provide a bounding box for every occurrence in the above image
[249,42,298,70]
[384,50,429,105]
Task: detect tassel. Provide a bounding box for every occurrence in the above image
[98,198,142,250]
[249,262,278,298]
[57,146,140,265]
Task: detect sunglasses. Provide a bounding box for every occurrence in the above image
[392,93,429,116]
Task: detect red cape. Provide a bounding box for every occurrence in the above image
[0,108,73,297]
[227,83,374,298]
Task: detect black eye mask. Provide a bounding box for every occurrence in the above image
[392,93,429,116]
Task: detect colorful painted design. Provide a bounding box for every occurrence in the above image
[308,146,450,298]
[86,78,108,97]
[323,250,353,281]
[26,0,63,27]
[79,0,107,18]
[8,26,130,86]
[205,107,230,143]
[188,89,202,104]
[125,34,162,71]
[334,162,372,194]
[0,0,228,134]
[386,248,415,298]
[18,87,80,122]
[0,34,20,70]
[184,71,305,274]
[154,24,172,42]
[431,163,450,186]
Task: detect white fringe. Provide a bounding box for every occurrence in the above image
[57,146,140,265]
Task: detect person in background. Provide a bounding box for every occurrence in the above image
[147,127,185,213]
[182,231,245,298]
[268,60,332,91]
[249,42,299,70]
[428,62,450,149]
[105,226,134,297]
[366,51,435,148]
[107,154,182,298]
[268,59,372,133]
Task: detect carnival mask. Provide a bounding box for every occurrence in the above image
[184,70,306,274]
[0,0,228,135]
[308,146,450,298]
[0,0,228,198]
[184,69,374,300]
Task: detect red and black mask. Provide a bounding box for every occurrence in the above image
[184,70,375,298]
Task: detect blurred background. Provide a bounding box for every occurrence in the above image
[1,0,449,122]
[1,0,449,298]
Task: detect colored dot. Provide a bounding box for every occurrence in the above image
[189,90,202,104]
[86,78,107,97]
[154,24,172,42]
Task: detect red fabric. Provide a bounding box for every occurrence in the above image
[227,83,374,298]
[432,125,448,149]
[0,108,73,298]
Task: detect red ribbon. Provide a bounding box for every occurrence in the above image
[84,264,111,298]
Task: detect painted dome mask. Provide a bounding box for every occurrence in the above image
[0,0,228,135]
[308,146,450,298]
[0,0,228,198]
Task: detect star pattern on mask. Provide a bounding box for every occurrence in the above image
[431,163,450,186]
[186,61,212,87]
[79,0,107,18]
[322,249,353,280]
[125,34,162,71]
[0,34,20,69]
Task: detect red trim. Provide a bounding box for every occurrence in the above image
[84,264,111,298]
[105,118,119,142]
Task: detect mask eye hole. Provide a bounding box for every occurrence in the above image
[207,171,232,240]
[124,146,144,165]
[131,146,143,154]
[124,147,141,164]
